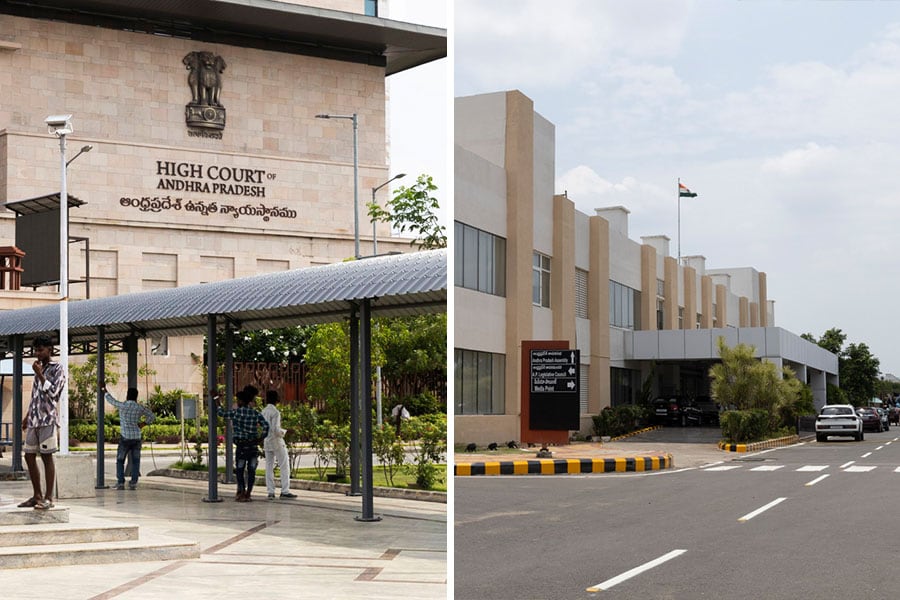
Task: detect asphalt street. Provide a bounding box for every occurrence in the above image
[455,430,900,600]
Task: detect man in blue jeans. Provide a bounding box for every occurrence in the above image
[102,385,155,490]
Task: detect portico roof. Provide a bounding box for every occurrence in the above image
[0,0,446,75]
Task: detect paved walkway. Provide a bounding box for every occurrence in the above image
[0,460,446,600]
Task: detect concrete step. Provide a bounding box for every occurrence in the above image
[0,505,69,525]
[0,517,138,547]
[0,532,200,569]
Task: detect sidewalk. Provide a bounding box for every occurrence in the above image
[0,457,446,600]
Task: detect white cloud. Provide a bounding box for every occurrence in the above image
[760,143,840,176]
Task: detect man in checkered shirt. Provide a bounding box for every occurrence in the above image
[102,385,155,490]
[216,384,269,501]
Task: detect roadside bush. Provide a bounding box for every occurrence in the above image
[719,409,773,443]
[373,425,406,486]
[593,405,647,438]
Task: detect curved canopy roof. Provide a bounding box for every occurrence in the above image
[0,249,446,350]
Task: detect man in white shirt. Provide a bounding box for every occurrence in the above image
[261,390,296,499]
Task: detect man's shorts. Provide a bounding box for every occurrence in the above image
[24,425,58,454]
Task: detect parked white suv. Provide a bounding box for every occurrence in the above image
[816,404,863,442]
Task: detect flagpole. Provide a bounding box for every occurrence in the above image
[677,177,681,263]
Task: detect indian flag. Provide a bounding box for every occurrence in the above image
[678,182,697,198]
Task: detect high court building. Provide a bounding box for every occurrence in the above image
[0,0,445,429]
[454,90,839,446]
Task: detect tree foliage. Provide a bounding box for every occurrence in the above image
[367,173,446,250]
[69,355,121,420]
[213,326,312,364]
[804,327,881,405]
[710,337,815,441]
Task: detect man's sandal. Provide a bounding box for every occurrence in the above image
[17,497,37,508]
[34,498,53,510]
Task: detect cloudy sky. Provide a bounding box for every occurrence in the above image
[383,0,448,226]
[455,0,900,376]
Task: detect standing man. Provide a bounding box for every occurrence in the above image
[216,384,269,502]
[102,385,155,490]
[18,335,66,510]
[261,390,296,499]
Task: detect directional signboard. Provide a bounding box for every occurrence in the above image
[529,349,580,430]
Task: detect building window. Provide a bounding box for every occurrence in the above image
[610,367,641,407]
[712,303,718,327]
[678,307,684,329]
[656,279,665,330]
[575,269,588,318]
[455,221,506,296]
[454,348,505,415]
[364,0,378,17]
[609,280,636,329]
[532,252,551,307]
[580,365,589,414]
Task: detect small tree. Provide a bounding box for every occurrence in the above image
[367,173,446,250]
[709,338,759,410]
[69,355,121,420]
[373,425,406,487]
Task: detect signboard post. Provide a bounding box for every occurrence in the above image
[529,349,580,430]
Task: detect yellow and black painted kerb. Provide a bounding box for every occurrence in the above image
[454,454,673,476]
[717,434,799,453]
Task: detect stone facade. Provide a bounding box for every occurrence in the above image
[0,2,415,425]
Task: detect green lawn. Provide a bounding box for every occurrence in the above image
[169,460,447,493]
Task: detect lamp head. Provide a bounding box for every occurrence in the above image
[80,144,93,153]
[395,173,407,180]
[315,114,331,119]
[45,114,73,136]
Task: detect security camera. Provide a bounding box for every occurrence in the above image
[45,114,73,136]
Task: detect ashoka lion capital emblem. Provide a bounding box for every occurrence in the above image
[183,51,226,130]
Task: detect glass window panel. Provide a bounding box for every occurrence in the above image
[454,349,463,414]
[477,351,492,413]
[478,229,493,293]
[494,237,506,296]
[492,354,505,414]
[533,268,541,305]
[541,268,550,307]
[463,224,478,290]
[462,350,477,414]
[454,222,464,287]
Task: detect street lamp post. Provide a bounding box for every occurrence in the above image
[316,113,359,258]
[46,114,73,455]
[371,173,405,255]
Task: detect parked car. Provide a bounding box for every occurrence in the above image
[692,395,721,425]
[876,407,890,431]
[816,404,863,442]
[652,397,701,427]
[856,407,883,433]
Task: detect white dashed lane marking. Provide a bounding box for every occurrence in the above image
[843,465,877,472]
[796,465,828,472]
[805,474,830,486]
[749,465,784,472]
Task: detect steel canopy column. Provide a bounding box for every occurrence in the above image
[125,335,138,390]
[95,326,107,488]
[357,298,381,522]
[224,322,234,483]
[348,304,361,496]
[11,335,23,473]
[203,314,221,502]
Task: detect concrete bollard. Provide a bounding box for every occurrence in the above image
[55,454,96,499]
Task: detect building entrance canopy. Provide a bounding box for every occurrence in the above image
[0,249,446,520]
